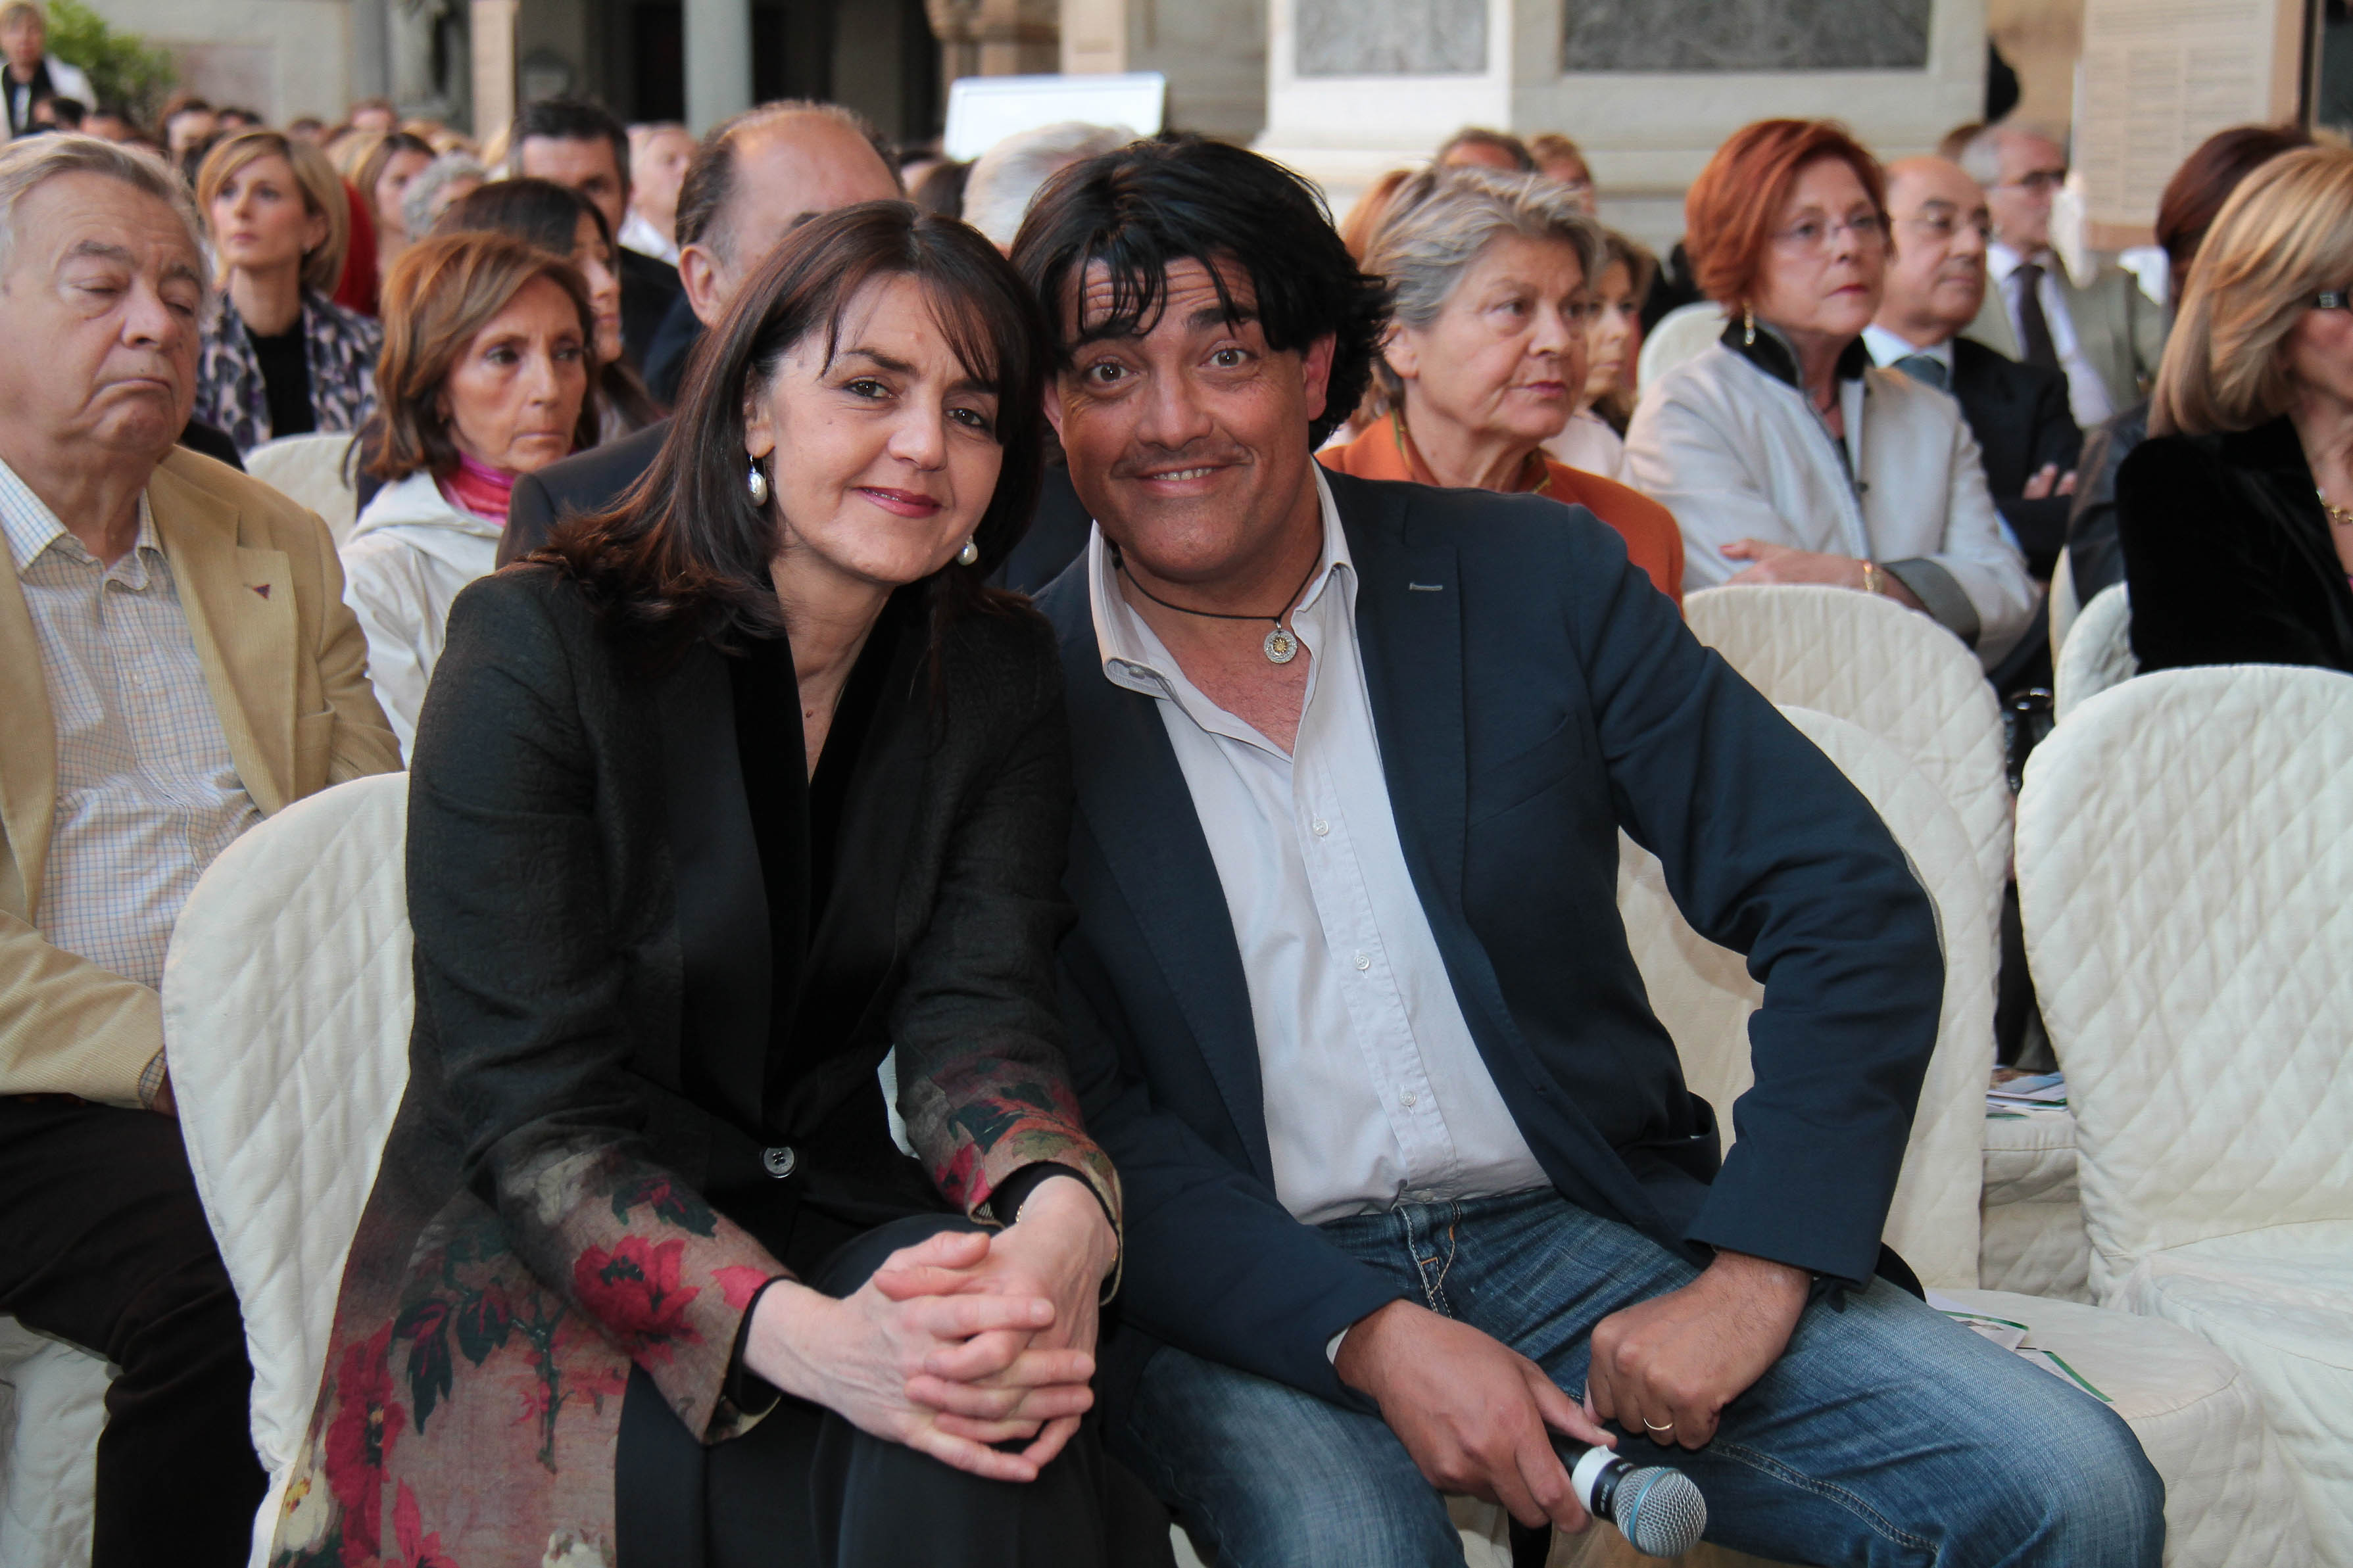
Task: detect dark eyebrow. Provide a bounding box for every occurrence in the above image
[838,346,915,377]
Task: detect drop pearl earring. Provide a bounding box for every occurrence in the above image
[957,537,980,567]
[746,462,769,506]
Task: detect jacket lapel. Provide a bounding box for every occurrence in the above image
[150,465,297,815]
[1337,471,1666,1229]
[0,561,55,911]
[1059,609,1274,1175]
[655,643,773,1135]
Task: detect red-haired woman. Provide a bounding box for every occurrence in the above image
[1625,119,2035,669]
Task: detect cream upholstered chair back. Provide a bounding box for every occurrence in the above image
[2047,548,2082,667]
[1618,706,1996,1289]
[2052,582,2137,723]
[161,772,413,1565]
[244,433,360,546]
[0,1318,109,1567]
[1636,301,1728,390]
[1681,585,2010,961]
[2018,665,2353,1293]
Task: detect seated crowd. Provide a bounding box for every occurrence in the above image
[0,71,2345,1568]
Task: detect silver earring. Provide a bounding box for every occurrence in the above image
[746,460,769,506]
[957,537,980,567]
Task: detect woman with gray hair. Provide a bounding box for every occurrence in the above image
[963,121,1134,250]
[399,150,487,245]
[1322,164,1684,602]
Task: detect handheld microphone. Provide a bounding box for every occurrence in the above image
[1553,1437,1707,1557]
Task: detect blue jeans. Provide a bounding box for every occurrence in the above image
[1109,1191,2162,1567]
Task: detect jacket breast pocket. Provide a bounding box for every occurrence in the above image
[1467,715,1589,828]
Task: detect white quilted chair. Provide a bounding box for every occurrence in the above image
[1978,1104,2092,1303]
[1636,302,1728,390]
[0,1318,108,1567]
[2052,582,2137,722]
[243,433,360,546]
[2048,548,2081,667]
[160,772,414,1567]
[2021,665,2353,1563]
[1594,705,2309,1568]
[1680,584,2011,962]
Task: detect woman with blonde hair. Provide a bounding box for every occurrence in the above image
[191,128,383,451]
[2118,143,2353,672]
[1545,226,1654,479]
[341,231,596,752]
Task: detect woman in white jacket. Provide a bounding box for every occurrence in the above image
[1626,119,2036,670]
[345,231,594,753]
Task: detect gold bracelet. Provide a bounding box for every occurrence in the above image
[1860,560,1881,596]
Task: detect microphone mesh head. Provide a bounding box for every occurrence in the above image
[1615,1465,1708,1557]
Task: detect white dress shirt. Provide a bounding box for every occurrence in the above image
[1987,242,2113,429]
[618,208,679,266]
[1860,323,1953,381]
[0,459,261,989]
[1087,467,1549,1225]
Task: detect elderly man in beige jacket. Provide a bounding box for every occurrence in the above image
[0,135,397,1567]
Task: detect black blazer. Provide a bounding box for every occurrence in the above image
[2064,401,2147,604]
[1949,335,2082,575]
[618,248,684,374]
[2116,416,2353,673]
[1043,469,1943,1410]
[501,419,1098,594]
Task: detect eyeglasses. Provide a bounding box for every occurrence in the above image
[2318,290,2353,312]
[1898,210,1995,243]
[1996,168,2068,196]
[1772,212,1888,255]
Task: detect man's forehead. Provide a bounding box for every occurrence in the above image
[25,176,198,263]
[1070,254,1257,337]
[1893,166,1987,214]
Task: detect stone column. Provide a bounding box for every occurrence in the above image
[470,0,518,140]
[684,0,754,133]
[928,0,1059,80]
[351,0,392,100]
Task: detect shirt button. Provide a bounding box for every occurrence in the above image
[1311,818,1330,836]
[761,1145,797,1179]
[1400,1089,1419,1108]
[1353,951,1371,971]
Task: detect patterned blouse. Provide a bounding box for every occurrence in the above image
[194,290,382,454]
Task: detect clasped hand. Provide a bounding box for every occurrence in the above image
[743,1176,1116,1483]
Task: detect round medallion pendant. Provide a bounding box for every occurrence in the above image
[1263,627,1299,664]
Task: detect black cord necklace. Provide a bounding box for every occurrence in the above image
[1108,539,1321,665]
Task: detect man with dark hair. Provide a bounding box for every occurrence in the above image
[1434,124,1534,173]
[499,100,900,561]
[512,96,681,368]
[1011,134,2164,1565]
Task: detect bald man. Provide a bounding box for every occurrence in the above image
[1864,156,2081,579]
[502,103,900,564]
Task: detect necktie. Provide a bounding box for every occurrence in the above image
[1893,352,1950,392]
[2013,262,2060,371]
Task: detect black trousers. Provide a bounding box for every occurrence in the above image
[619,1212,1173,1568]
[0,1095,267,1568]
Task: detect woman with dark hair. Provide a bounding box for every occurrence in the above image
[437,176,667,435]
[276,202,1129,1566]
[1625,118,2035,669]
[341,229,596,754]
[356,128,435,278]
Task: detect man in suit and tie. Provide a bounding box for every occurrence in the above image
[512,97,684,373]
[0,135,399,1565]
[1962,122,2166,430]
[1866,155,2083,578]
[1012,135,2163,1565]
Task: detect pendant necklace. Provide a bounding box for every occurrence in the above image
[1109,540,1321,665]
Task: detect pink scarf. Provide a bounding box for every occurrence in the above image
[437,453,518,527]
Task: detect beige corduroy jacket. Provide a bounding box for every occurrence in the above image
[0,447,400,1106]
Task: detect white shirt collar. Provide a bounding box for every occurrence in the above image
[1089,463,1351,690]
[0,455,157,579]
[1860,323,1953,370]
[1986,241,2054,287]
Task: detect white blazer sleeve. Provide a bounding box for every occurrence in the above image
[1918,413,2038,668]
[338,535,431,761]
[1625,371,1809,592]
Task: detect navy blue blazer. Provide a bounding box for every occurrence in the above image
[1040,469,1944,1410]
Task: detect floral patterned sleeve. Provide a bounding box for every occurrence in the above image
[894,620,1123,1271]
[407,580,790,1442]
